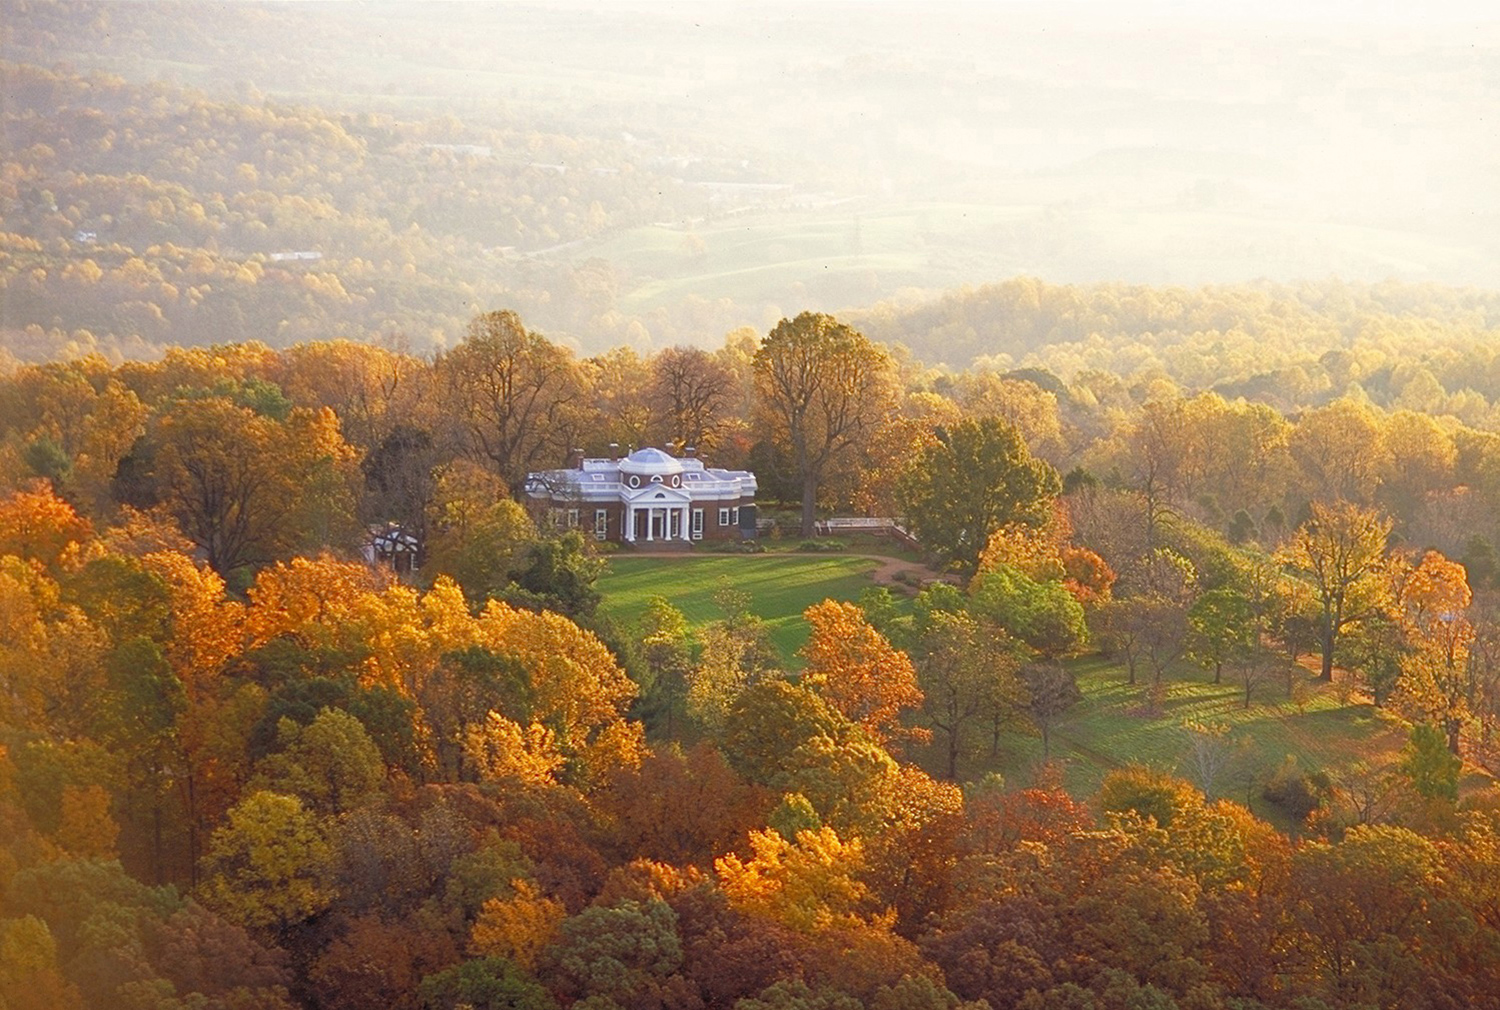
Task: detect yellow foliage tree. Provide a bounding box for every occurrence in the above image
[140,550,244,694]
[463,712,567,788]
[0,482,92,571]
[469,878,566,971]
[1279,500,1394,681]
[474,600,641,784]
[245,553,381,652]
[200,790,334,931]
[716,825,880,933]
[1394,551,1475,754]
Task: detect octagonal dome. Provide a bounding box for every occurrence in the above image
[618,447,684,476]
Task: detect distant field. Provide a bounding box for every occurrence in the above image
[580,200,1044,315]
[597,553,893,663]
[926,656,1432,832]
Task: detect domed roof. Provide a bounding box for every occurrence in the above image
[619,447,684,475]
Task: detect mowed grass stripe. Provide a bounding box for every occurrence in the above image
[598,554,886,664]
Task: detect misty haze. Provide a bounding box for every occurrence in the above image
[3,1,1498,364]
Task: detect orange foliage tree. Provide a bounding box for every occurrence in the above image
[801,600,924,747]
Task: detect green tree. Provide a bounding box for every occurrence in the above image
[253,707,385,814]
[1400,723,1461,801]
[1185,587,1255,685]
[915,610,1025,780]
[898,416,1060,575]
[545,899,687,1009]
[969,564,1088,658]
[418,957,556,1010]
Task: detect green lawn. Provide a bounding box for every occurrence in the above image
[598,553,894,664]
[920,656,1418,831]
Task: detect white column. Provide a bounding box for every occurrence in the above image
[646,506,655,541]
[625,504,634,541]
[681,505,691,541]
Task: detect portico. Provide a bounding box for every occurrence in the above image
[624,493,693,543]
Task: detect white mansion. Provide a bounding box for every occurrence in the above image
[524,447,757,544]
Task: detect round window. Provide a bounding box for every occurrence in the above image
[628,475,640,488]
[671,474,681,487]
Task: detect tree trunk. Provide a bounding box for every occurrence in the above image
[1214,661,1222,685]
[800,469,819,538]
[1319,623,1336,682]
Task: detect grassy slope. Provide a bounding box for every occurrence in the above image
[597,553,891,664]
[927,655,1417,832]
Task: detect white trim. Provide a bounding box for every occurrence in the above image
[692,509,703,539]
[718,507,730,526]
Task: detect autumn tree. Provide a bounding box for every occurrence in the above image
[648,345,736,452]
[753,312,899,536]
[1288,398,1391,505]
[1394,550,1475,753]
[914,610,1025,780]
[0,481,92,571]
[898,416,1060,575]
[151,397,359,577]
[424,462,538,603]
[1280,500,1394,681]
[1020,662,1081,761]
[439,309,590,495]
[801,599,923,747]
[200,790,334,932]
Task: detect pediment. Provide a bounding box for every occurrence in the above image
[625,484,692,503]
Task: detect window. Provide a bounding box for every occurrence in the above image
[650,474,663,484]
[692,509,704,539]
[718,508,730,527]
[594,509,608,540]
[628,475,640,488]
[730,507,739,527]
[566,509,579,529]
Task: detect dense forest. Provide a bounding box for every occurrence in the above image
[1,307,1500,1009]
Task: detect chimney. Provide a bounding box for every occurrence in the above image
[609,442,620,460]
[570,447,585,468]
[684,445,697,458]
